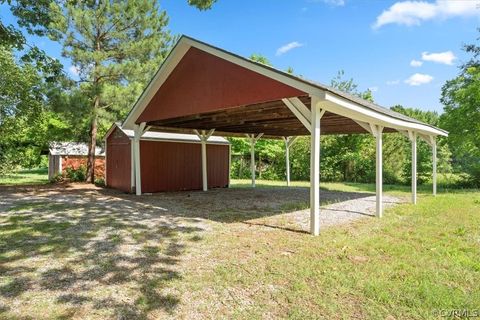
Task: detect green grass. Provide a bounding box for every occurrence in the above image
[0,168,49,185]
[230,174,463,195]
[187,190,480,319]
[0,178,478,318]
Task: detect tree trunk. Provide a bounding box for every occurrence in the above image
[85,97,99,183]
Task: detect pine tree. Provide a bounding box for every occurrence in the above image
[46,0,172,182]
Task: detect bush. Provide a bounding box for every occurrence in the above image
[65,165,86,182]
[95,178,105,187]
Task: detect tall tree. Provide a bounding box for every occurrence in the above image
[188,0,217,10]
[441,29,480,182]
[41,1,173,182]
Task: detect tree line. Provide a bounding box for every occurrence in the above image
[0,1,478,188]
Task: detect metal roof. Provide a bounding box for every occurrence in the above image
[49,142,105,156]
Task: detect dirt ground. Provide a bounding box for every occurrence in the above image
[0,183,402,319]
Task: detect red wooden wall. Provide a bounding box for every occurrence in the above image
[137,47,305,123]
[140,140,229,193]
[106,126,229,193]
[106,127,132,192]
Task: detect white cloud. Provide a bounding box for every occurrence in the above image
[373,0,480,29]
[410,59,423,67]
[421,51,456,65]
[369,86,379,92]
[404,73,433,86]
[276,41,304,56]
[69,65,80,76]
[386,80,400,85]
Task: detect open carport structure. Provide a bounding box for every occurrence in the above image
[122,35,447,236]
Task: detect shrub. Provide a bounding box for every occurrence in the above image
[65,166,86,182]
[95,178,105,187]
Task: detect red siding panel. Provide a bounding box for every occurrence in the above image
[140,141,229,193]
[106,128,132,192]
[207,144,229,188]
[137,47,305,123]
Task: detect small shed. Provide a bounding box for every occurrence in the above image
[48,142,105,180]
[104,123,230,193]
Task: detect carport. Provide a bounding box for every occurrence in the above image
[122,35,448,236]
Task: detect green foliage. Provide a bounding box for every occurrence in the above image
[0,45,65,173]
[94,177,105,187]
[440,30,480,184]
[40,0,173,181]
[228,70,454,186]
[65,166,86,182]
[249,53,272,66]
[188,0,217,10]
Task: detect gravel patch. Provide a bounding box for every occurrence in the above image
[284,195,404,232]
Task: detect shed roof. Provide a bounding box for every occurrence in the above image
[49,142,105,156]
[122,35,447,138]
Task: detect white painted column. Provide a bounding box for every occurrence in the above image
[134,122,146,196]
[411,131,417,204]
[194,129,215,192]
[246,133,263,188]
[375,125,384,217]
[284,137,291,187]
[130,141,135,191]
[250,138,256,188]
[310,99,322,236]
[432,137,437,196]
[201,131,208,192]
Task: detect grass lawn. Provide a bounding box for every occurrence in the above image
[0,180,478,319]
[0,168,49,186]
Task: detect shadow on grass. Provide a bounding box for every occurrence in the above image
[0,182,383,318]
[0,186,208,318]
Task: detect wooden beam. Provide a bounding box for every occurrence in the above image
[282,98,311,132]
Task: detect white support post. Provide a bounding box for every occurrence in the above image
[411,131,417,204]
[284,137,291,187]
[246,133,263,188]
[283,136,299,187]
[432,137,437,196]
[310,97,322,236]
[374,125,384,217]
[134,122,146,195]
[201,133,208,191]
[194,129,215,191]
[250,137,256,188]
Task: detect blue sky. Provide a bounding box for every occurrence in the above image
[1,0,479,113]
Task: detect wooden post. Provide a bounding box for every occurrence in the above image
[201,131,208,191]
[310,98,322,236]
[375,125,384,217]
[411,131,417,204]
[134,122,146,196]
[432,137,437,196]
[246,133,263,188]
[284,137,291,186]
[250,137,256,188]
[194,129,215,192]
